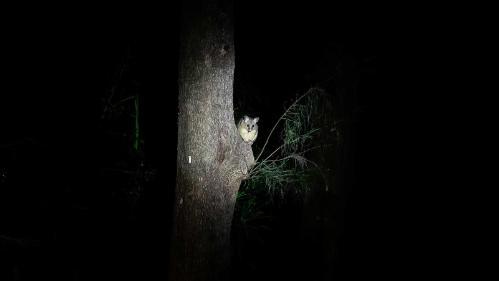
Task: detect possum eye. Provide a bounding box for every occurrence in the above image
[251,125,254,129]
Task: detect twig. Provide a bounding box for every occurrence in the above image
[264,144,333,164]
[254,88,320,163]
[301,157,329,192]
[249,137,299,177]
[248,143,331,178]
[0,235,40,247]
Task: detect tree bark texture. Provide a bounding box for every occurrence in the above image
[170,0,254,280]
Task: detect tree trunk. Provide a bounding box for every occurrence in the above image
[169,0,254,280]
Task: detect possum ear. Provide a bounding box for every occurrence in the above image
[254,117,259,123]
[244,115,250,122]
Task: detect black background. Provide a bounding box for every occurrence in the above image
[0,2,427,280]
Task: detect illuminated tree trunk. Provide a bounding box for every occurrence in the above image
[169,0,254,280]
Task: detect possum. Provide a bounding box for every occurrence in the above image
[238,115,259,144]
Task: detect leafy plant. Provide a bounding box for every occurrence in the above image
[234,87,335,229]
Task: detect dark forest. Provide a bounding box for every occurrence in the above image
[0,1,418,280]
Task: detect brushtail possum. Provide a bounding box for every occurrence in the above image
[238,115,259,144]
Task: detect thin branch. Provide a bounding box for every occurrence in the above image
[0,235,40,247]
[117,95,135,105]
[265,144,333,164]
[254,88,320,163]
[249,138,297,177]
[248,143,331,178]
[302,157,330,192]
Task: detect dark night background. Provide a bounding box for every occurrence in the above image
[0,2,429,280]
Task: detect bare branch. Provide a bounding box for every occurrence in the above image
[254,87,322,163]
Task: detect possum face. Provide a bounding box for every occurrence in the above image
[239,115,259,144]
[244,116,259,132]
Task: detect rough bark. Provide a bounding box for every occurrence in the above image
[169,0,253,280]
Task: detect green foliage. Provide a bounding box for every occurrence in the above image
[234,87,334,229]
[282,95,318,154]
[247,157,311,195]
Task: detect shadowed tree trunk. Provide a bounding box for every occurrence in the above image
[169,0,254,280]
